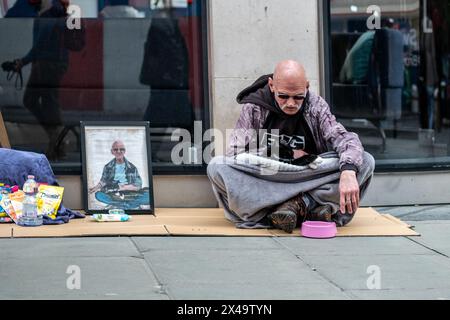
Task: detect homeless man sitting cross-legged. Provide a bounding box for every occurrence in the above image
[207,60,375,233]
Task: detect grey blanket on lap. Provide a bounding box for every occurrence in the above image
[208,151,341,228]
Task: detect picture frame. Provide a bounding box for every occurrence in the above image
[80,121,154,215]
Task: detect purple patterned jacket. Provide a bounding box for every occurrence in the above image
[226,91,365,172]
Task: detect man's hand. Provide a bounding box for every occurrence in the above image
[293,149,309,159]
[339,170,359,214]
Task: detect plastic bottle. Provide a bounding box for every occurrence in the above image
[18,175,42,227]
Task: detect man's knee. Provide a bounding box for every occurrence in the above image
[95,191,111,204]
[206,155,227,180]
[362,152,375,174]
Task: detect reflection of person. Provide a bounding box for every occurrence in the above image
[422,28,439,129]
[99,0,145,18]
[139,4,193,160]
[13,0,70,160]
[5,0,40,17]
[207,60,375,233]
[339,31,375,84]
[89,140,150,210]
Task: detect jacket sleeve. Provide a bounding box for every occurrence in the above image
[99,163,111,189]
[317,99,364,172]
[226,104,265,156]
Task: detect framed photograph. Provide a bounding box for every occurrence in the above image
[80,121,154,215]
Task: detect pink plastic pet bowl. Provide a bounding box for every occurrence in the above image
[301,221,337,238]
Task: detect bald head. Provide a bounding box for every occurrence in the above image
[112,140,125,149]
[272,60,307,85]
[269,60,309,115]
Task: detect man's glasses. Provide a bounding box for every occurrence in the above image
[276,92,306,102]
[113,148,125,152]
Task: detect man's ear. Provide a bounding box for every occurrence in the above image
[306,80,310,89]
[268,77,274,93]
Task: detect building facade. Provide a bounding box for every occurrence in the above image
[0,0,449,208]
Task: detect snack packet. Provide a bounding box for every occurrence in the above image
[0,217,12,223]
[9,190,25,202]
[0,184,9,218]
[36,185,64,220]
[92,213,130,222]
[0,193,18,223]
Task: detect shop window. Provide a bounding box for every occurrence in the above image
[329,0,450,170]
[0,0,208,174]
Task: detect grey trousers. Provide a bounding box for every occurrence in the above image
[207,151,375,228]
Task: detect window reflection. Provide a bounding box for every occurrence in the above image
[140,4,194,162]
[330,0,450,167]
[0,0,206,172]
[99,0,145,18]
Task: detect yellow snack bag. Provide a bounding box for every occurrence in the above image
[36,185,64,219]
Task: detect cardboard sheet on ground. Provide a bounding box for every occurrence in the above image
[0,208,419,238]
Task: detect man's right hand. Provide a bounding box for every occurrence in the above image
[339,170,360,214]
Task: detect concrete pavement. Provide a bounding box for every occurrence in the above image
[1,205,450,300]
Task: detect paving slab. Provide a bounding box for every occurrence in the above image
[347,288,450,300]
[406,221,450,257]
[276,236,432,256]
[301,254,450,291]
[376,205,450,221]
[0,256,166,299]
[164,281,349,300]
[0,237,140,258]
[132,236,281,252]
[1,212,450,300]
[142,248,349,299]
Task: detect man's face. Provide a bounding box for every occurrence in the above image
[269,77,308,116]
[111,142,126,161]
